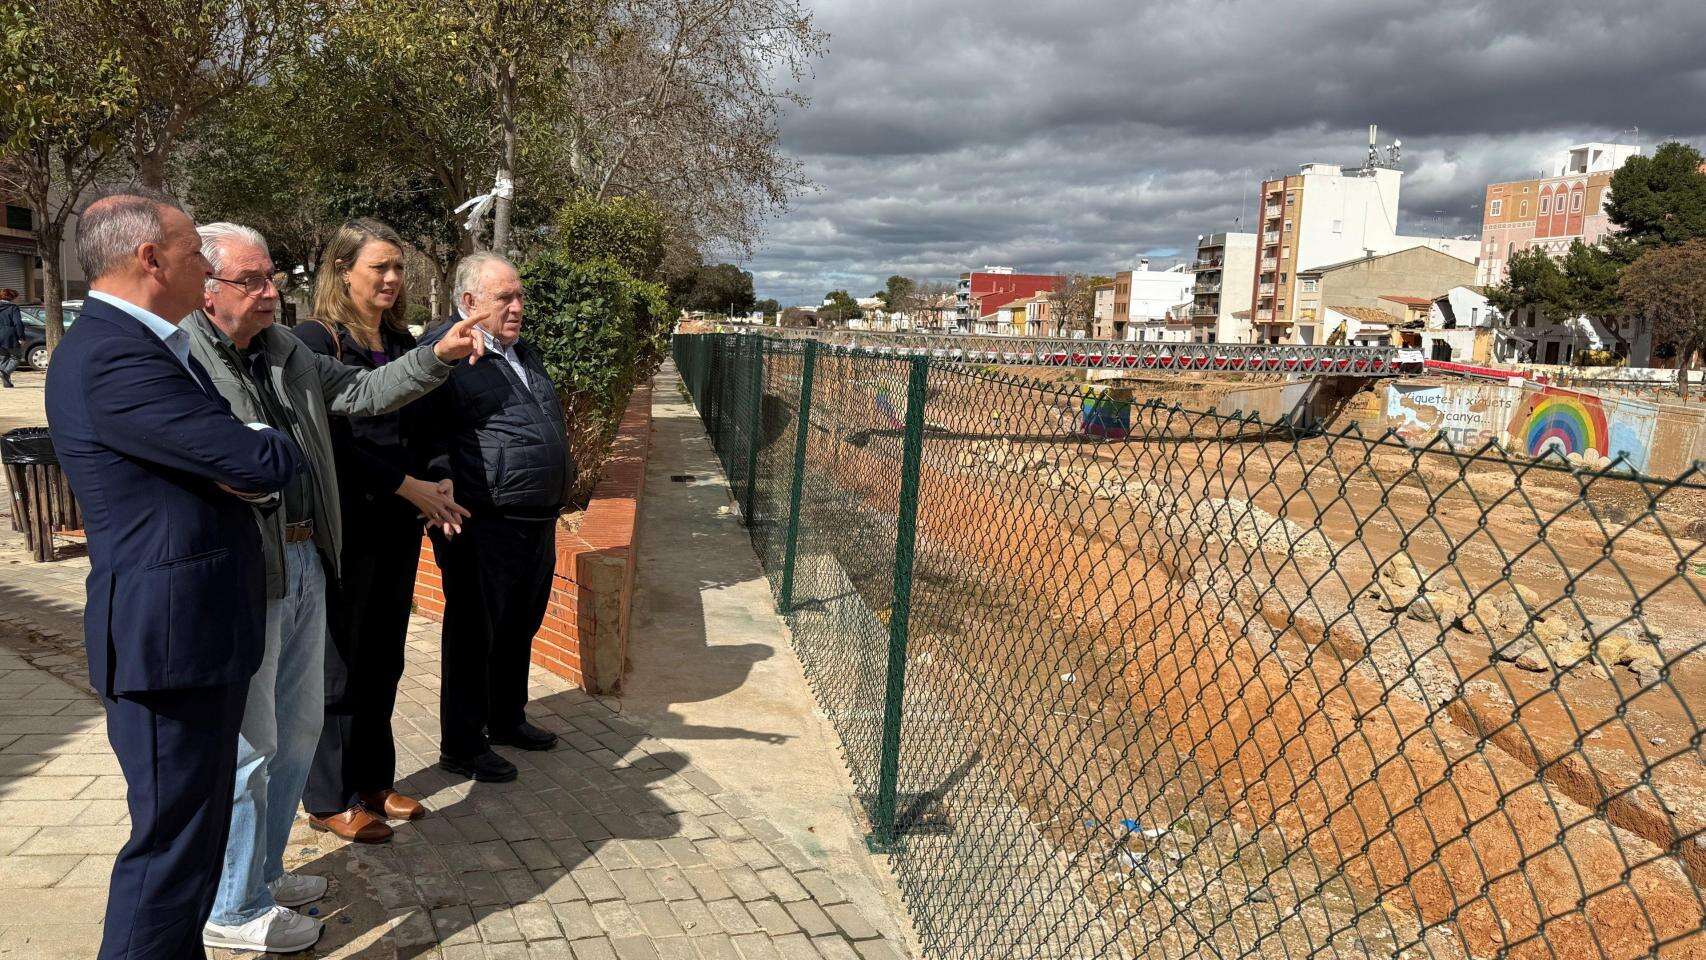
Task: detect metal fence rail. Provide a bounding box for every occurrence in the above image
[672,332,1706,960]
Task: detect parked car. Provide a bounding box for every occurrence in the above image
[15,302,81,370]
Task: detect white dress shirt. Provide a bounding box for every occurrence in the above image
[481,329,530,389]
[86,290,200,381]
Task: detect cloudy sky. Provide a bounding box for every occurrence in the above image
[744,0,1706,307]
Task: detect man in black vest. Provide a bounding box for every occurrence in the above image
[417,253,569,782]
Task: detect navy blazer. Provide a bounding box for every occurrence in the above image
[45,297,301,695]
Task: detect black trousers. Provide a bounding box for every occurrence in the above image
[434,512,556,760]
[303,512,421,814]
[99,682,248,960]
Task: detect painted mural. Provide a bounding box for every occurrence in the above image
[1500,387,1654,472]
[1383,382,1516,449]
[1382,381,1663,474]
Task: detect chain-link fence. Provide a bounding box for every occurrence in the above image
[673,332,1706,960]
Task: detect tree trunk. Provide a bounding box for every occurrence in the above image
[137,148,169,192]
[491,62,518,255]
[38,221,65,356]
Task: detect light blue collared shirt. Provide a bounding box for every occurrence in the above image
[86,290,199,381]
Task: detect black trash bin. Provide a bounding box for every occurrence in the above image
[1,427,80,562]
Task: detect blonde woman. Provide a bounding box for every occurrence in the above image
[296,219,463,843]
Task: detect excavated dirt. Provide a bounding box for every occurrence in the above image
[784,356,1705,960]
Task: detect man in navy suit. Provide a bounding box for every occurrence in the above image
[45,189,302,960]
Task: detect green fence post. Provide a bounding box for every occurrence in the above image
[777,341,817,613]
[871,354,929,850]
[742,338,765,525]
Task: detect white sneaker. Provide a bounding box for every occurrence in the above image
[203,905,323,953]
[268,872,328,907]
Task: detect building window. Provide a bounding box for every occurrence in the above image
[1280,273,1288,284]
[1301,278,1318,292]
[1539,197,1550,215]
[1286,193,1296,205]
[1489,199,1503,217]
[1572,192,1584,212]
[1520,201,1528,216]
[1330,220,1343,234]
[1283,219,1293,232]
[4,206,29,231]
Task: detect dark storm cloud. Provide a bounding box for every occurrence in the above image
[745,0,1706,306]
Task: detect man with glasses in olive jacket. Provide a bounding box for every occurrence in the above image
[181,222,486,953]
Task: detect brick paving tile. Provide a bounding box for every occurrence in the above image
[729,932,783,960]
[770,934,822,960]
[821,905,880,943]
[810,936,860,960]
[781,901,836,939]
[633,900,687,938]
[570,937,618,960]
[791,873,847,908]
[653,936,698,960]
[611,934,663,960]
[691,933,743,960]
[744,900,799,937]
[705,898,760,936]
[552,900,604,941]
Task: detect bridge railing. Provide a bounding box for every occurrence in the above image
[713,323,1408,376]
[673,332,1706,960]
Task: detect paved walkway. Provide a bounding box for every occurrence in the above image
[0,367,914,959]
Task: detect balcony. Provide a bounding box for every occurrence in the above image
[1265,205,1282,219]
[1263,231,1280,244]
[1192,282,1221,295]
[1191,304,1218,318]
[1258,283,1275,295]
[1256,309,1275,321]
[1194,258,1222,270]
[1260,258,1277,271]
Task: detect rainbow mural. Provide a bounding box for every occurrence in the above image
[1509,388,1610,461]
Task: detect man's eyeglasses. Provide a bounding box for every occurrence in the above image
[210,274,279,297]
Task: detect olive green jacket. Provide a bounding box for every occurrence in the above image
[181,312,453,599]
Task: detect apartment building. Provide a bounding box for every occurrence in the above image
[955,267,1062,330]
[1476,142,1641,285]
[0,193,90,302]
[1188,232,1257,343]
[1111,259,1195,342]
[1249,158,1479,344]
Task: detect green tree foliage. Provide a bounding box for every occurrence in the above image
[0,0,135,350]
[1619,240,1706,401]
[1604,142,1706,259]
[883,275,915,310]
[680,263,756,315]
[549,193,668,281]
[60,0,315,189]
[1485,246,1572,322]
[817,289,860,325]
[755,298,780,319]
[521,254,670,499]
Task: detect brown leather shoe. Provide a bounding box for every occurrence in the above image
[309,806,393,844]
[361,789,426,821]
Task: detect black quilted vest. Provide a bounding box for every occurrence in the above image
[421,326,569,515]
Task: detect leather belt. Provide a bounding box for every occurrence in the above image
[284,521,315,544]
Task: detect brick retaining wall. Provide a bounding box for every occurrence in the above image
[412,379,653,693]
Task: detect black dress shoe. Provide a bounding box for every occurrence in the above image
[438,750,518,783]
[488,721,559,751]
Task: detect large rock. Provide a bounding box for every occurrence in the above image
[1374,554,1425,612]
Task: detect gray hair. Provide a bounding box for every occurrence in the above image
[453,252,517,304]
[75,188,183,281]
[198,223,270,293]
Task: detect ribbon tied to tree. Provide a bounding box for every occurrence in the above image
[453,175,514,235]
